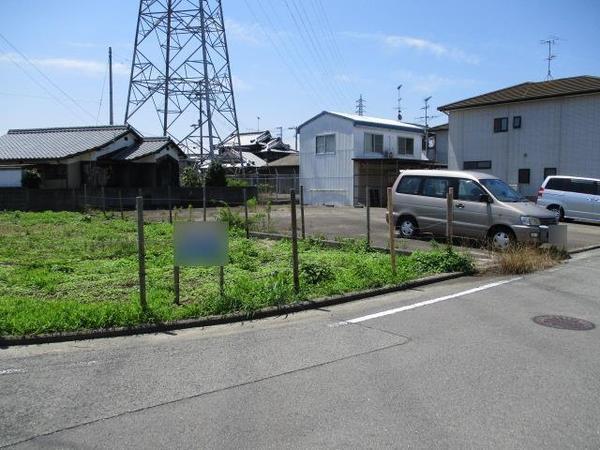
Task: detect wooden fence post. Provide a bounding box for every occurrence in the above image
[366,185,371,249]
[203,181,207,222]
[168,185,173,224]
[446,187,454,247]
[300,185,306,239]
[83,184,87,212]
[290,189,300,294]
[101,186,106,212]
[173,265,180,305]
[119,190,124,220]
[387,187,396,275]
[219,266,225,297]
[243,188,249,238]
[136,196,147,310]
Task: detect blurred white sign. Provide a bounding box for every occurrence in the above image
[174,222,228,266]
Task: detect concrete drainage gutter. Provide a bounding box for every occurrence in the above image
[0,272,465,347]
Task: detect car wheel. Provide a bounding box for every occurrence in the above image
[548,205,563,222]
[489,227,515,251]
[397,217,418,239]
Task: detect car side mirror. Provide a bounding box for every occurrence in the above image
[479,194,492,203]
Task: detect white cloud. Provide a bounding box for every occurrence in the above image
[232,75,253,92]
[0,52,130,76]
[394,69,479,94]
[341,32,479,64]
[225,18,265,46]
[64,42,131,51]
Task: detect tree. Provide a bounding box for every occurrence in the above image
[180,166,203,187]
[205,161,227,187]
[22,169,42,189]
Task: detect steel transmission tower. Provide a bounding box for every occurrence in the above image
[125,0,241,161]
[355,94,366,116]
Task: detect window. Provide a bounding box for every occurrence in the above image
[364,133,383,153]
[544,168,557,178]
[421,177,451,198]
[316,134,335,154]
[546,177,599,195]
[518,168,530,184]
[396,176,422,195]
[480,178,525,202]
[493,117,508,133]
[546,177,570,191]
[463,160,492,170]
[398,137,414,155]
[513,116,522,129]
[571,179,598,195]
[457,179,486,202]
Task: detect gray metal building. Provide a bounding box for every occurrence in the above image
[298,111,434,206]
[439,76,600,196]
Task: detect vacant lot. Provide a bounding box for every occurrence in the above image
[0,211,473,336]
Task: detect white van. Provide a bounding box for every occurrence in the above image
[537,176,600,223]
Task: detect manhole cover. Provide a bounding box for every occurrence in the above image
[532,315,595,331]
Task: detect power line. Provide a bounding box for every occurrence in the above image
[95,59,109,125]
[0,32,96,121]
[309,0,346,70]
[291,0,352,105]
[0,41,83,120]
[283,0,349,108]
[257,0,325,103]
[243,0,323,106]
[294,0,353,107]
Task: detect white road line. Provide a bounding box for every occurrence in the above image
[339,277,522,325]
[0,368,26,376]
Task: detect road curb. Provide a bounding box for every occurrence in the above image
[0,272,465,347]
[568,244,600,255]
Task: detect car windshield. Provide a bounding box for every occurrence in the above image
[479,178,526,202]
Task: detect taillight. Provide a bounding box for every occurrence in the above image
[537,187,544,198]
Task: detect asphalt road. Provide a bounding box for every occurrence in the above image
[2,250,600,449]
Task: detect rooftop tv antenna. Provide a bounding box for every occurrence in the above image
[540,36,559,80]
[395,85,403,121]
[125,0,241,163]
[355,94,366,116]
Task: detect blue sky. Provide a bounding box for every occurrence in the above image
[1,0,599,145]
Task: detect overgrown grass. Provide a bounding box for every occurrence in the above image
[494,244,569,274]
[0,211,473,336]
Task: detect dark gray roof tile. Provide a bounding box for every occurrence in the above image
[439,76,600,111]
[0,125,131,161]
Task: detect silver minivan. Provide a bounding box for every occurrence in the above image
[536,175,600,223]
[390,170,557,249]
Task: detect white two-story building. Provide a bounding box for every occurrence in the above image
[439,75,600,197]
[298,111,434,206]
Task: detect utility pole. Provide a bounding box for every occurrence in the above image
[355,94,366,116]
[417,96,439,161]
[288,126,299,151]
[395,85,402,121]
[275,126,283,139]
[109,47,114,125]
[257,116,261,131]
[540,36,559,80]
